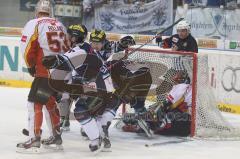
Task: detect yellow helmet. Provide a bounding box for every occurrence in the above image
[90,29,106,43]
[67,24,88,43]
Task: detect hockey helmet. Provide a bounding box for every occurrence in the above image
[176,20,191,32]
[35,0,51,15]
[119,36,135,48]
[90,29,106,43]
[173,71,190,84]
[67,24,88,44]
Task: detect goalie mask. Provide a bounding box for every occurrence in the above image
[67,24,88,45]
[172,71,190,84]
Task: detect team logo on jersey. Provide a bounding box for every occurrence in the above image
[172,37,179,43]
[21,35,27,42]
[183,42,187,47]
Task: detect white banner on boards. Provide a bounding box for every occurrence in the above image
[180,8,240,40]
[95,0,173,33]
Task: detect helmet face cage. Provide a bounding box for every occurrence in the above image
[117,36,135,52]
[173,71,190,84]
[119,36,135,48]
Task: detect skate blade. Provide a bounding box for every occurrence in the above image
[101,147,112,152]
[16,147,41,154]
[42,144,64,151]
[92,145,103,156]
[81,136,89,141]
[60,127,70,132]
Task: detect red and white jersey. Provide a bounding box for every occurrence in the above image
[20,17,70,78]
[167,83,192,114]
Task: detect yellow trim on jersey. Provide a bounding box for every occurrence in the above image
[0,79,32,88]
[24,25,39,68]
[170,97,185,109]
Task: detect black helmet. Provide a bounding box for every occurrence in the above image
[115,36,135,52]
[67,24,88,44]
[90,29,106,43]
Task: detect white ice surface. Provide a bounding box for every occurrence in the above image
[0,86,240,159]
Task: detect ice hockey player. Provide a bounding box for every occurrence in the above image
[156,20,198,53]
[57,24,92,131]
[122,71,192,137]
[17,0,70,153]
[77,29,112,139]
[107,36,148,113]
[41,31,120,153]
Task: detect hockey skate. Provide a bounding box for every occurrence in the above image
[41,134,63,151]
[80,127,89,140]
[16,137,41,153]
[102,124,111,152]
[89,137,102,154]
[60,116,70,132]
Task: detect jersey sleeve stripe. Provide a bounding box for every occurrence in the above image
[24,25,39,68]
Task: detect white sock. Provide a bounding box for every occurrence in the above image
[81,118,100,141]
[96,116,103,136]
[100,109,116,126]
[43,106,53,137]
[27,102,35,139]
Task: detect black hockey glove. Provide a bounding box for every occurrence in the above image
[155,36,162,46]
[27,67,36,77]
[42,55,67,69]
[42,55,58,69]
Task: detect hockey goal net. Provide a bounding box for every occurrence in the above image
[115,46,240,140]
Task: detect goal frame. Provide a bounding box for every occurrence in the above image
[124,47,198,137]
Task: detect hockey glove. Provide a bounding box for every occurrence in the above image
[27,67,36,77]
[42,55,66,69]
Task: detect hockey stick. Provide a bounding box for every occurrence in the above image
[107,18,185,63]
[122,18,184,60]
[145,137,193,147]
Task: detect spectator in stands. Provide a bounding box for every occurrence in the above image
[156,20,198,53]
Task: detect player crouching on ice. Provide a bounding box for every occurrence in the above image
[41,29,122,153]
[122,71,192,137]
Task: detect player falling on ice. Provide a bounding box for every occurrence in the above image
[17,0,70,153]
[122,71,192,137]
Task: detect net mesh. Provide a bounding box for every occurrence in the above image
[116,47,240,140]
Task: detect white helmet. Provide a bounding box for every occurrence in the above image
[35,0,51,15]
[176,20,190,31]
